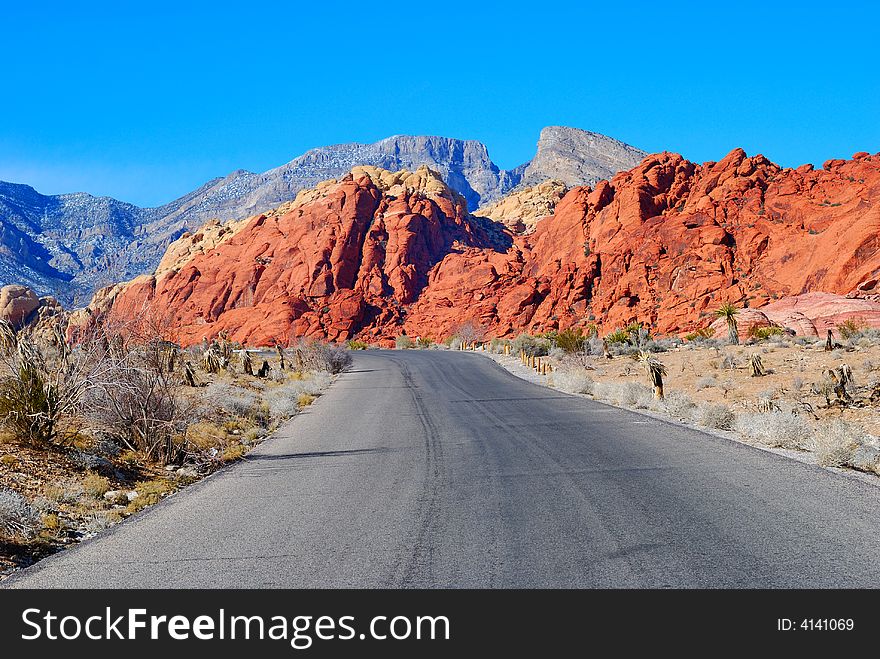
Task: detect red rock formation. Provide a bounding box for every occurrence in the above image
[97,149,880,346]
[761,293,880,334]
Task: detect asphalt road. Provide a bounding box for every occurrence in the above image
[6,349,880,588]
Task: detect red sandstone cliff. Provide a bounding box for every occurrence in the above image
[94,150,880,346]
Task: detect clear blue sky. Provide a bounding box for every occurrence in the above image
[1,0,877,207]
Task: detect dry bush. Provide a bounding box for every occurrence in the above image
[297,393,316,407]
[81,472,111,498]
[735,412,812,449]
[810,420,862,467]
[198,381,261,419]
[695,376,718,390]
[592,381,654,409]
[291,340,352,374]
[454,321,485,347]
[395,335,414,349]
[0,488,41,540]
[0,321,120,445]
[697,403,735,430]
[663,391,696,419]
[552,370,594,395]
[125,479,176,514]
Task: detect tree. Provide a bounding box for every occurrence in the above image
[715,303,739,345]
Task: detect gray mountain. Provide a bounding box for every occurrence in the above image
[520,126,647,188]
[0,128,645,305]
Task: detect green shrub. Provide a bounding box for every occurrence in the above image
[605,329,631,345]
[395,335,414,349]
[685,327,715,341]
[552,328,588,354]
[346,340,369,350]
[748,326,784,340]
[0,365,60,444]
[837,318,866,340]
[511,333,549,357]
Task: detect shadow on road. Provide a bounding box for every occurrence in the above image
[246,448,393,461]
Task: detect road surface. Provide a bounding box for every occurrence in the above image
[6,350,880,588]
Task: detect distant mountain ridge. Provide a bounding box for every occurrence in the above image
[0,127,645,304]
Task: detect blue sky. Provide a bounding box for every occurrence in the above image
[1,0,877,207]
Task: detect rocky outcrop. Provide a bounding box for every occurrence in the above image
[475,180,568,234]
[761,293,880,334]
[97,148,880,345]
[102,167,506,345]
[0,128,643,305]
[0,285,39,328]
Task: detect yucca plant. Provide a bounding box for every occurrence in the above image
[241,350,254,376]
[637,350,667,400]
[202,342,222,374]
[748,353,766,377]
[182,360,199,387]
[0,364,60,444]
[276,344,286,370]
[715,303,739,345]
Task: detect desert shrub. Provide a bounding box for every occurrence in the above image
[453,321,485,347]
[488,338,510,354]
[697,403,735,430]
[685,327,715,342]
[0,364,60,444]
[605,329,631,345]
[263,384,302,419]
[84,361,184,464]
[663,391,696,419]
[297,393,316,407]
[220,444,248,462]
[837,318,866,340]
[125,479,175,514]
[810,420,862,467]
[82,472,111,498]
[552,370,594,395]
[347,340,369,350]
[301,372,331,394]
[200,382,261,419]
[592,381,653,409]
[416,336,435,349]
[184,421,228,452]
[695,376,718,390]
[259,374,326,420]
[735,412,812,449]
[44,480,85,504]
[551,328,588,354]
[395,335,414,349]
[42,512,61,532]
[511,333,549,357]
[293,341,352,373]
[748,326,784,340]
[83,511,122,534]
[0,488,41,539]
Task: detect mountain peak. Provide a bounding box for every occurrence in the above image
[522,126,646,188]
